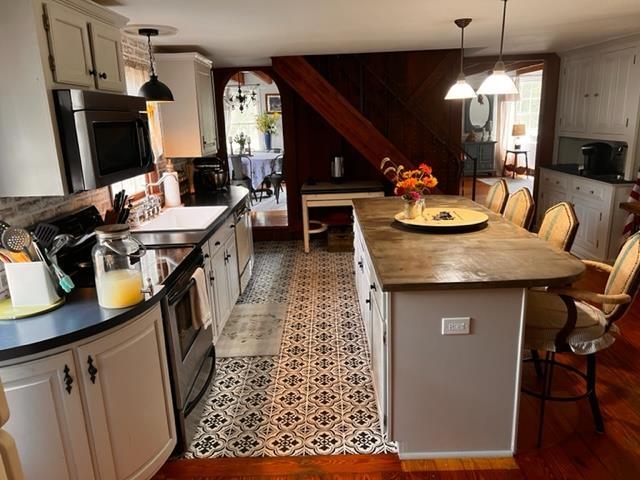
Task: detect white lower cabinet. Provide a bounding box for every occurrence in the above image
[205,218,241,342]
[0,304,175,480]
[537,168,632,262]
[370,296,387,431]
[1,351,94,480]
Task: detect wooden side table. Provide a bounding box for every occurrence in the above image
[502,150,529,178]
[301,181,384,253]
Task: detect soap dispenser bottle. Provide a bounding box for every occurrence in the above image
[162,159,182,207]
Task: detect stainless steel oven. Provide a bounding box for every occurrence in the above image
[54,89,154,192]
[161,249,216,452]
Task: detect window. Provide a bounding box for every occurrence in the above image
[224,85,261,150]
[514,71,542,138]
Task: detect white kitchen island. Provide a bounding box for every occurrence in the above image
[353,196,585,458]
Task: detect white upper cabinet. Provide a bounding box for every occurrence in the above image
[43,0,126,93]
[557,41,640,139]
[44,2,95,88]
[156,53,219,158]
[88,21,125,92]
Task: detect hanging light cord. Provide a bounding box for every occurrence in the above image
[498,0,508,61]
[460,25,465,73]
[146,33,156,77]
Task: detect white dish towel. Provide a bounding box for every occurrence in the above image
[189,267,212,330]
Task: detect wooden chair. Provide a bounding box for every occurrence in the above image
[484,179,509,213]
[537,202,579,252]
[502,187,535,229]
[523,232,640,446]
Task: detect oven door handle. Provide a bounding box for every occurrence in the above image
[167,277,196,306]
[184,346,216,417]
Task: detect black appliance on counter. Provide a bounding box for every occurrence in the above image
[193,157,228,193]
[54,89,154,192]
[45,206,216,454]
[581,142,624,176]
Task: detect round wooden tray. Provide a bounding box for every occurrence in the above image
[0,296,65,320]
[394,207,489,232]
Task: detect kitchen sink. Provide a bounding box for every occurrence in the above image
[133,206,228,232]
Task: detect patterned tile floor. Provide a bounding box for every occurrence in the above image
[186,241,395,457]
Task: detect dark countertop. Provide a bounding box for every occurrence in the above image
[353,196,585,292]
[543,164,633,185]
[0,246,197,362]
[0,187,249,362]
[132,186,249,247]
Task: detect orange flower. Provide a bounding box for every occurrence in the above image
[419,163,433,175]
[423,176,438,188]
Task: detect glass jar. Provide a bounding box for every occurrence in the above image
[92,224,147,309]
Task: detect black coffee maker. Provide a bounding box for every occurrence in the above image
[581,142,617,175]
[193,157,228,193]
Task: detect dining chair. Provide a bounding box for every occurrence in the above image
[268,154,284,204]
[522,232,640,447]
[537,202,579,252]
[229,155,258,203]
[502,187,535,229]
[484,179,509,214]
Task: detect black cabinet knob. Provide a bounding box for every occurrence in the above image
[204,253,210,259]
[88,69,97,76]
[215,241,221,246]
[99,72,107,79]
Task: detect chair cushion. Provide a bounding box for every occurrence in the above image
[525,290,618,355]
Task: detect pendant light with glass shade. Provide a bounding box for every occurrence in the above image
[138,28,174,102]
[477,0,518,95]
[445,18,476,100]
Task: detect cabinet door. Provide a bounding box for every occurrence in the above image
[225,233,240,307]
[44,3,94,88]
[76,306,175,480]
[212,247,231,334]
[89,21,125,93]
[558,55,593,134]
[1,351,94,480]
[570,195,606,259]
[590,46,639,136]
[370,298,387,433]
[195,62,217,155]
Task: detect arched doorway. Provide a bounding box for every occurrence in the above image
[222,70,287,228]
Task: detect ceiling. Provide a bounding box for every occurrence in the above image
[102,0,640,67]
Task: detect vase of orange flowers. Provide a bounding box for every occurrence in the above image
[380,158,438,219]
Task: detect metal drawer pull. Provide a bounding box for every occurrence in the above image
[214,241,221,246]
[63,364,73,394]
[87,356,98,384]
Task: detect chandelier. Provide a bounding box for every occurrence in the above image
[225,84,258,113]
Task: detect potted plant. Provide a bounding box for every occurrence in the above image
[233,132,248,154]
[256,112,280,151]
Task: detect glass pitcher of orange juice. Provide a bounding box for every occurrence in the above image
[92,224,147,309]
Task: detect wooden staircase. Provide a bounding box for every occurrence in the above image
[272,56,416,176]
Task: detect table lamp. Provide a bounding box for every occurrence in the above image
[512,124,526,150]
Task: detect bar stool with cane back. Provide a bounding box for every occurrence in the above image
[484,179,509,214]
[523,232,640,446]
[502,187,535,229]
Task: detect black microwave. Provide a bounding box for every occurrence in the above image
[54,89,154,192]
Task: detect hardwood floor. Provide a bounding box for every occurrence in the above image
[251,210,288,228]
[154,212,640,479]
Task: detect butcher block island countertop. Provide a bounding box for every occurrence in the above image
[352,195,585,291]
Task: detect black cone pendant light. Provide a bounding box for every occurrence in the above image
[138,28,174,102]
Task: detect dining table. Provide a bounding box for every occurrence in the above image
[238,152,281,190]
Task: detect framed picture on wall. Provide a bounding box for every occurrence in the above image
[265,94,282,113]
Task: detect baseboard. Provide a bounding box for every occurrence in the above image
[399,449,514,460]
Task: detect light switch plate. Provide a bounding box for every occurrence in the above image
[441,317,471,335]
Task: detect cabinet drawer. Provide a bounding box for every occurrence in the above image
[540,171,568,190]
[570,178,606,201]
[208,216,234,254]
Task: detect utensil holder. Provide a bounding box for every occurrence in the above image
[5,262,60,307]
